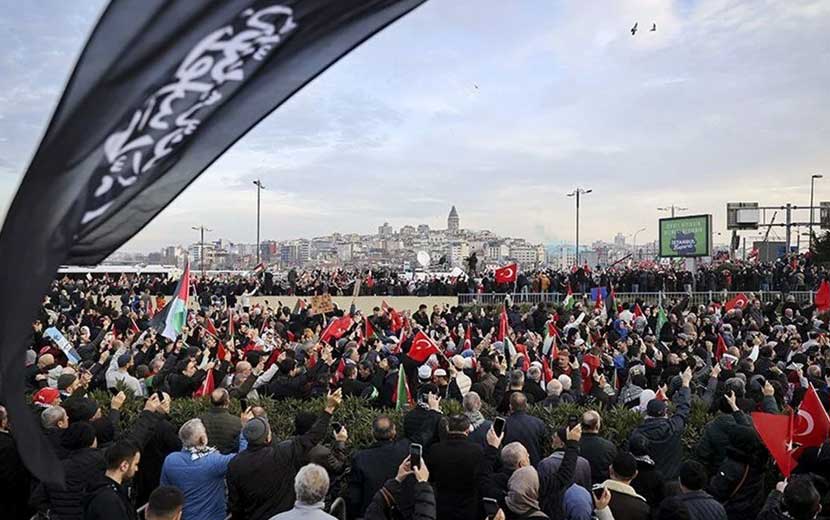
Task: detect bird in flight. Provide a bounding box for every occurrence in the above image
[631,22,638,35]
[651,22,657,31]
[473,84,479,90]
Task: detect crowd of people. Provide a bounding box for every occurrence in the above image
[3,262,830,520]
[56,253,823,303]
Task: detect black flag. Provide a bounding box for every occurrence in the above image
[0,0,426,484]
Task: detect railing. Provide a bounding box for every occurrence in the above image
[458,290,815,307]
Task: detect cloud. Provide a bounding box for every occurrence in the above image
[1,0,829,253]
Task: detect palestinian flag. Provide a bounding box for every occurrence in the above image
[292,298,306,315]
[365,318,378,341]
[394,368,412,411]
[654,306,667,337]
[193,368,215,398]
[606,284,617,320]
[542,321,559,357]
[563,284,575,310]
[150,262,190,341]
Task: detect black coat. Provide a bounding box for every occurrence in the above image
[426,433,484,520]
[198,407,242,454]
[134,414,181,507]
[677,490,728,520]
[0,430,33,520]
[629,386,691,479]
[82,475,137,520]
[403,407,444,451]
[32,446,105,520]
[630,458,665,507]
[348,439,411,518]
[227,411,331,520]
[579,432,617,484]
[503,411,547,466]
[364,479,436,520]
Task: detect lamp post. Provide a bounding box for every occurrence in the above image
[657,205,688,218]
[567,188,592,266]
[253,179,266,264]
[192,226,212,277]
[632,227,646,260]
[810,174,823,251]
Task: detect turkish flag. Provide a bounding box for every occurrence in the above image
[752,412,797,477]
[794,385,830,448]
[495,263,518,284]
[581,353,601,394]
[815,280,830,313]
[716,334,728,361]
[321,315,354,343]
[499,307,508,341]
[724,293,749,312]
[407,330,440,363]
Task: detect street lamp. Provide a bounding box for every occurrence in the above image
[657,205,688,218]
[810,174,823,251]
[567,188,592,266]
[632,227,646,260]
[192,226,212,277]
[253,179,266,264]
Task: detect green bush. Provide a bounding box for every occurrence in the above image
[90,390,711,457]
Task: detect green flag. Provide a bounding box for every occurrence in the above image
[655,306,667,337]
[395,368,411,411]
[563,284,575,310]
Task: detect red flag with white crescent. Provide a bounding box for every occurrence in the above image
[794,385,830,448]
[724,293,749,312]
[407,330,440,363]
[495,263,518,284]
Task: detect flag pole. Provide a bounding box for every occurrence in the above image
[513,263,519,301]
[787,410,795,477]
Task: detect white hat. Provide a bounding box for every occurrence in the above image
[434,368,448,378]
[418,365,433,380]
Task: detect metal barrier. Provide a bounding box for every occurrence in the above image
[458,290,815,307]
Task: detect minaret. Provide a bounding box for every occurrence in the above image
[448,206,460,233]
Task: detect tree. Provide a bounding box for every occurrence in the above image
[811,230,830,264]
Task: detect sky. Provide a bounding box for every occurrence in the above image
[0,0,829,253]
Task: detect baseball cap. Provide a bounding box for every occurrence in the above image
[117,352,133,368]
[57,373,77,391]
[33,387,60,407]
[646,399,667,417]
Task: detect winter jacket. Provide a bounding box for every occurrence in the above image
[695,410,752,473]
[198,406,242,454]
[425,433,484,520]
[227,411,330,520]
[82,475,137,520]
[504,411,547,466]
[161,433,247,520]
[707,447,766,520]
[348,439,410,518]
[603,479,650,520]
[134,413,182,507]
[629,386,691,479]
[677,490,728,520]
[579,432,617,484]
[34,447,106,520]
[269,501,337,520]
[363,479,436,520]
[403,407,444,451]
[539,440,580,519]
[630,456,665,507]
[538,451,593,493]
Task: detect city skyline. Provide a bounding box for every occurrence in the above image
[0,1,828,253]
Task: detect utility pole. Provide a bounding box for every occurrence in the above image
[785,203,792,253]
[658,205,688,218]
[253,179,266,265]
[810,174,823,251]
[192,226,212,277]
[567,188,592,266]
[633,227,646,260]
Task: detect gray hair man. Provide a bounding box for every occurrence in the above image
[270,463,336,519]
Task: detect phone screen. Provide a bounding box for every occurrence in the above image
[332,422,343,434]
[483,497,499,518]
[239,398,248,411]
[493,417,506,437]
[592,484,605,501]
[410,443,423,470]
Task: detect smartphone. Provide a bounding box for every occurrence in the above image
[239,398,248,411]
[410,443,423,470]
[592,484,605,501]
[493,417,506,437]
[155,390,165,402]
[483,497,499,518]
[332,422,343,434]
[568,414,579,429]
